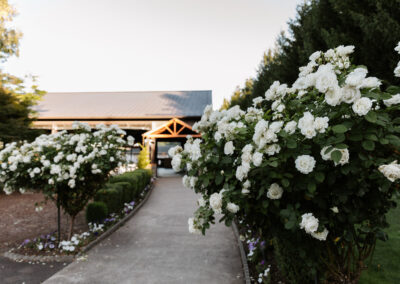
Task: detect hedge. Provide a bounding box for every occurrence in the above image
[86,169,152,223]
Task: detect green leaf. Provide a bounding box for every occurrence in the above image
[386,134,400,147]
[307,182,316,194]
[331,150,342,163]
[269,160,279,167]
[315,172,325,183]
[335,143,348,149]
[362,140,375,151]
[365,111,377,123]
[282,178,290,187]
[287,139,297,149]
[332,124,348,134]
[380,138,389,145]
[364,134,378,141]
[215,174,223,185]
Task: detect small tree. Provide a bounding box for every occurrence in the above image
[0,122,134,239]
[137,144,150,169]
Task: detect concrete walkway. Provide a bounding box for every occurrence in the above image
[44,177,244,284]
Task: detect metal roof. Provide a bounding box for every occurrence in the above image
[35,90,212,119]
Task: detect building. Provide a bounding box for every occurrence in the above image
[33,90,212,166]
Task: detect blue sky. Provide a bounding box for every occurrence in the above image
[5,0,302,108]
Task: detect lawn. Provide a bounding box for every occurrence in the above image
[359,202,400,283]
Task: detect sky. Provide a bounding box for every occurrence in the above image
[5,0,302,109]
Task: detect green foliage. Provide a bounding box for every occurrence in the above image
[86,201,108,224]
[95,170,152,215]
[226,0,400,109]
[137,144,150,169]
[95,188,122,214]
[0,0,44,143]
[109,182,131,204]
[359,203,400,284]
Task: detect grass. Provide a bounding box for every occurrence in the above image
[359,203,400,284]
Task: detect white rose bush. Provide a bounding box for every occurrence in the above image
[0,122,134,239]
[170,43,400,283]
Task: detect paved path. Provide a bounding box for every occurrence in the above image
[44,177,244,284]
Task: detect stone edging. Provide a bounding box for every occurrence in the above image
[231,221,251,284]
[2,180,156,263]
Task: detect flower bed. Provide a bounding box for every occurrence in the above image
[6,177,154,260]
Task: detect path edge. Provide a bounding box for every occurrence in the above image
[232,220,251,284]
[78,179,156,256]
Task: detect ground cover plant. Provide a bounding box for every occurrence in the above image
[170,43,400,283]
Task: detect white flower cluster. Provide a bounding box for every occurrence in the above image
[300,213,329,241]
[0,122,131,194]
[298,112,329,139]
[291,46,381,115]
[58,232,90,252]
[378,161,400,182]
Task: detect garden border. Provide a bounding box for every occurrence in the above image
[2,179,156,263]
[232,220,251,284]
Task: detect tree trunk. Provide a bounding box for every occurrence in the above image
[57,196,61,244]
[68,215,75,240]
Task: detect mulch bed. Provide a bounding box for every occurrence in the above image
[0,191,87,254]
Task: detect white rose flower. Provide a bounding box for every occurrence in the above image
[314,117,329,133]
[335,148,350,166]
[182,175,191,188]
[295,155,316,174]
[383,94,400,107]
[311,228,329,241]
[224,141,235,156]
[395,64,400,78]
[300,213,319,234]
[269,121,284,133]
[320,146,333,161]
[252,152,263,167]
[341,86,361,104]
[309,51,321,62]
[171,154,182,172]
[236,162,250,181]
[209,192,223,213]
[284,121,297,134]
[345,68,367,87]
[360,77,381,89]
[378,161,400,182]
[188,217,201,234]
[68,179,76,188]
[227,202,239,213]
[314,64,338,93]
[197,196,206,207]
[325,86,342,106]
[352,97,372,116]
[267,183,283,200]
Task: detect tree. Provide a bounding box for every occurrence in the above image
[138,144,150,169]
[0,0,43,145]
[226,0,400,109]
